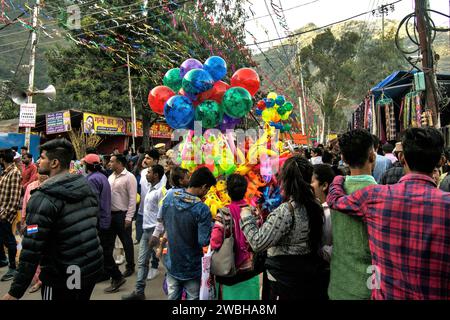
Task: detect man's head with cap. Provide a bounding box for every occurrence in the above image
[83,153,102,174]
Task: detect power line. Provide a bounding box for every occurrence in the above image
[245,0,319,22]
[246,0,402,46]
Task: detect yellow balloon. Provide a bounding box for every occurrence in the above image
[262,108,274,123]
[267,92,277,100]
[280,111,290,121]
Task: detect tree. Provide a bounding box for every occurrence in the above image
[300,29,360,140]
[42,0,252,148]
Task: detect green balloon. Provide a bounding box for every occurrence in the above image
[163,68,182,92]
[283,102,293,112]
[222,87,253,119]
[277,106,287,115]
[195,100,224,129]
[283,123,292,132]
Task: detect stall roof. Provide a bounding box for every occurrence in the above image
[370,70,450,101]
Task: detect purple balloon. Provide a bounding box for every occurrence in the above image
[180,58,203,78]
[219,114,241,131]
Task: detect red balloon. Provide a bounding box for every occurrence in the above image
[148,86,175,115]
[208,81,230,104]
[230,68,260,96]
[257,100,266,110]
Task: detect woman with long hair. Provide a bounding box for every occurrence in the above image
[240,155,327,300]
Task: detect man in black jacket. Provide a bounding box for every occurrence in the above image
[1,139,104,300]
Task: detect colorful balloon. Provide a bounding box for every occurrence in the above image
[282,123,292,132]
[283,101,294,111]
[262,108,275,123]
[180,58,203,78]
[195,100,224,129]
[256,100,266,110]
[222,87,253,119]
[163,68,182,92]
[203,56,227,82]
[199,80,230,104]
[255,109,263,116]
[264,98,275,108]
[275,95,286,106]
[267,92,277,100]
[182,69,214,95]
[164,95,195,129]
[219,114,241,131]
[280,111,291,121]
[277,106,287,115]
[148,86,175,115]
[230,68,260,96]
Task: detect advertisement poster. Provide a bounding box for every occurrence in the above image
[46,111,72,134]
[83,112,126,135]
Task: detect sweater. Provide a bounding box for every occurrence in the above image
[328,175,376,300]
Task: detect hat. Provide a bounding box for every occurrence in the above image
[155,143,165,149]
[83,153,101,165]
[393,142,403,153]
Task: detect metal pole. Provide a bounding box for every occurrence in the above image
[127,54,136,151]
[25,0,39,149]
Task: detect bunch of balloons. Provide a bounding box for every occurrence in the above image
[255,92,294,133]
[148,56,261,131]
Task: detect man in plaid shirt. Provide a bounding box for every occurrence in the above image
[327,127,450,300]
[0,149,22,281]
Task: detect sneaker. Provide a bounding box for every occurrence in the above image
[0,259,8,268]
[147,268,160,280]
[1,268,18,281]
[122,268,135,278]
[104,277,126,293]
[115,255,125,265]
[121,291,145,300]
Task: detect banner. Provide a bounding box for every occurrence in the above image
[83,112,126,135]
[19,104,36,128]
[46,110,72,135]
[126,120,143,137]
[150,123,172,139]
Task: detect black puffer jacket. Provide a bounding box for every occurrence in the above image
[9,173,104,299]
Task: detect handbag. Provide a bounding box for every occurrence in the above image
[199,246,216,300]
[211,209,237,277]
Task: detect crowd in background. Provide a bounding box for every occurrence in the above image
[0,126,449,300]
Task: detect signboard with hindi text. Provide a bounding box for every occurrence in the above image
[126,120,173,138]
[126,120,144,137]
[83,112,126,135]
[46,110,72,134]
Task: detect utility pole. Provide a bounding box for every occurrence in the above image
[373,2,396,43]
[127,53,136,151]
[295,45,306,135]
[24,0,39,149]
[415,0,440,127]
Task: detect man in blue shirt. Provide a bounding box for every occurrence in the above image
[372,135,393,183]
[161,167,216,300]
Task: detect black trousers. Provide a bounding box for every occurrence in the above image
[0,220,16,269]
[41,283,95,301]
[110,211,135,270]
[98,227,123,280]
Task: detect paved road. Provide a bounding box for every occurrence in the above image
[0,242,168,300]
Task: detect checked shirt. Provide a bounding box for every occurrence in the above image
[327,174,450,300]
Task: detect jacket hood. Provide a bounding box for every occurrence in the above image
[171,189,202,211]
[38,173,95,202]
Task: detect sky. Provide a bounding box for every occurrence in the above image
[244,0,450,51]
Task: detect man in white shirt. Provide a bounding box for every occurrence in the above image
[107,154,137,287]
[122,164,165,300]
[311,147,323,165]
[136,149,166,243]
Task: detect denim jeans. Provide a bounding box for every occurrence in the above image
[166,273,201,300]
[0,220,16,269]
[135,213,143,243]
[135,228,159,295]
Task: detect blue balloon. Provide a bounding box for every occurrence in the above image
[263,98,275,108]
[164,95,195,129]
[255,109,263,116]
[275,95,286,106]
[182,69,214,95]
[203,56,227,82]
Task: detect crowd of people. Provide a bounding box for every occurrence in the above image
[0,126,448,300]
